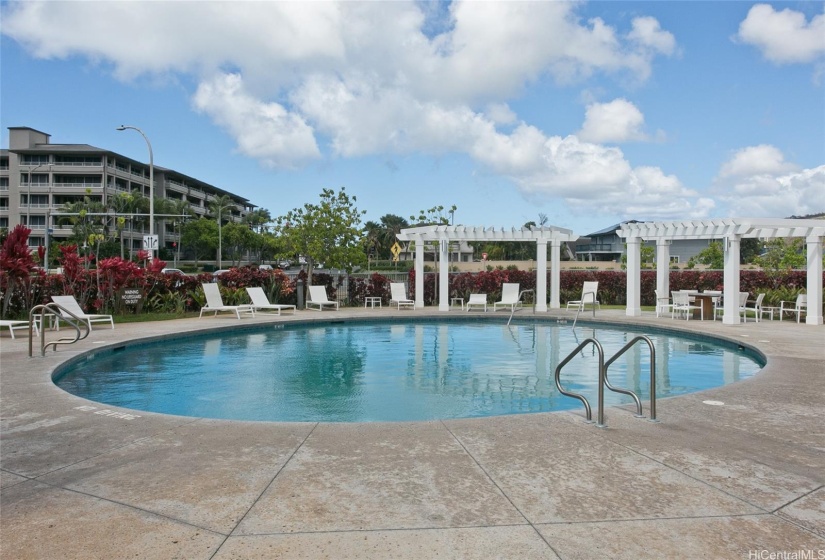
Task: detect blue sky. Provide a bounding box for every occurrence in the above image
[2,1,823,236]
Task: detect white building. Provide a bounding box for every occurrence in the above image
[1,127,255,256]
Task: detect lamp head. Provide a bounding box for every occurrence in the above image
[116,125,127,131]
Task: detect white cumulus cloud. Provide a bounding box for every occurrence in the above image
[716,146,824,217]
[1,0,690,219]
[192,74,321,168]
[735,4,825,64]
[578,98,647,143]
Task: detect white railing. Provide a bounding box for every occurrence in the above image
[49,183,103,189]
[50,161,103,167]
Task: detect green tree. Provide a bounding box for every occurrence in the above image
[274,187,366,283]
[107,190,144,258]
[378,214,409,258]
[180,217,218,267]
[754,238,806,273]
[410,204,457,226]
[688,241,724,270]
[222,221,257,266]
[244,208,272,234]
[60,192,106,268]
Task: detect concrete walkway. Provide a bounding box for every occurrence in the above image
[1,309,823,559]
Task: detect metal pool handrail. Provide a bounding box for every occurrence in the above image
[554,337,605,426]
[603,335,657,421]
[29,303,90,357]
[555,335,659,427]
[507,289,535,325]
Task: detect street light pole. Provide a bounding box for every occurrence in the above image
[116,125,154,260]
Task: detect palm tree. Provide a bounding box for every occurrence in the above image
[377,214,408,259]
[244,208,272,234]
[208,195,234,269]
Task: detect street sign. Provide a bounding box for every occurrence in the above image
[390,242,402,258]
[142,235,159,251]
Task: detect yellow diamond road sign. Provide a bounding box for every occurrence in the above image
[390,242,402,258]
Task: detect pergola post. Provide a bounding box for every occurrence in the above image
[438,239,449,311]
[415,241,424,309]
[656,239,670,303]
[722,235,741,325]
[625,237,642,317]
[550,239,561,309]
[397,224,577,311]
[806,235,823,325]
[536,239,548,312]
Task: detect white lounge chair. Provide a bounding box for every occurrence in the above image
[245,287,296,315]
[493,283,522,312]
[306,285,339,311]
[779,294,807,323]
[199,283,255,319]
[466,294,487,312]
[671,291,702,320]
[0,319,38,338]
[389,283,415,310]
[566,281,600,312]
[51,295,114,330]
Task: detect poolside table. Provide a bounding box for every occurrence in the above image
[692,293,717,320]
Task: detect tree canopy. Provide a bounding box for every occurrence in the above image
[274,187,366,282]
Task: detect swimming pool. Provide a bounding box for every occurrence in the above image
[54,320,763,422]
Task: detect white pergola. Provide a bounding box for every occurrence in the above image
[618,219,824,326]
[396,225,578,311]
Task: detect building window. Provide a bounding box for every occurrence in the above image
[20,155,50,166]
[670,256,680,264]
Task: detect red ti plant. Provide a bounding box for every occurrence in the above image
[0,225,36,318]
[97,257,146,312]
[57,244,93,309]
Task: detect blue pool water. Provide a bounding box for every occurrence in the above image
[54,321,763,422]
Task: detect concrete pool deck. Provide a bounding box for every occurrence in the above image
[1,308,823,559]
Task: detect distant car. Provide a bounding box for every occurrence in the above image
[277,260,291,269]
[212,269,232,280]
[161,268,185,275]
[258,264,273,271]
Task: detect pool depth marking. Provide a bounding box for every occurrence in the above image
[74,405,141,420]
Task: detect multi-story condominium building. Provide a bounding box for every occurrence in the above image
[574,221,722,264]
[0,126,255,257]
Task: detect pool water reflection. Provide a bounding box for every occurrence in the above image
[54,321,763,422]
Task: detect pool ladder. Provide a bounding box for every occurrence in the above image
[28,303,91,357]
[506,289,535,325]
[554,335,658,428]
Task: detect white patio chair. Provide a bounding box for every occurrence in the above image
[245,286,296,315]
[199,283,255,319]
[741,293,765,323]
[566,281,600,312]
[736,292,750,323]
[389,283,415,310]
[493,283,522,312]
[672,291,702,320]
[306,285,339,311]
[654,289,672,318]
[51,295,114,330]
[466,294,488,312]
[779,294,807,323]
